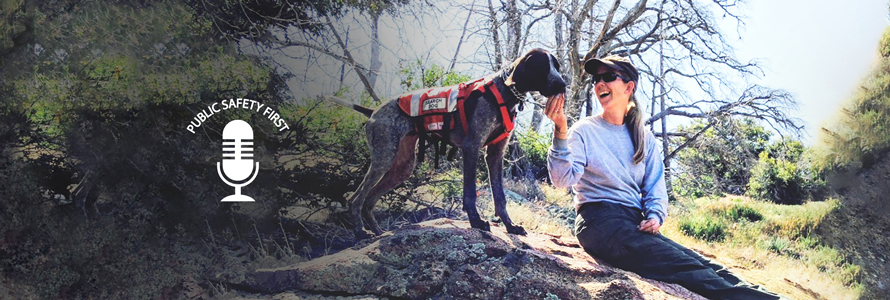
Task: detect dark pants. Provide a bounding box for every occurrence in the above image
[574,202,782,300]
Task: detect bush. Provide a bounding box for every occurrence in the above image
[764,237,799,258]
[511,130,551,180]
[719,204,763,222]
[880,26,890,58]
[747,151,805,204]
[673,172,715,199]
[746,141,827,204]
[679,214,727,242]
[672,118,770,197]
[814,26,890,172]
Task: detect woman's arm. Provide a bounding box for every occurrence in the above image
[545,94,586,188]
[640,132,669,225]
[547,131,587,188]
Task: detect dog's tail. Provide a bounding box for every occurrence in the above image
[323,95,374,118]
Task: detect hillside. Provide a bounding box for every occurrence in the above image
[816,152,890,299]
[808,25,890,300]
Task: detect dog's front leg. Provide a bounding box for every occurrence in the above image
[486,138,527,235]
[462,143,490,232]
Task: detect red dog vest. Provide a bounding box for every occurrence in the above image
[397,85,460,132]
[397,77,515,146]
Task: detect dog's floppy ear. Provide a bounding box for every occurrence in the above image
[504,49,535,87]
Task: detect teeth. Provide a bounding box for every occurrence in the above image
[599,92,610,98]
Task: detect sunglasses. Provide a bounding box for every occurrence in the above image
[592,72,628,84]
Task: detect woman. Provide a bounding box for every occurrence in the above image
[545,55,782,300]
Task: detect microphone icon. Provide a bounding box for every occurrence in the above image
[217,120,259,202]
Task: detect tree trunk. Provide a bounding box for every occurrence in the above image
[487,0,502,70]
[506,0,521,60]
[657,1,673,196]
[368,10,382,90]
[529,93,545,132]
[555,6,565,72]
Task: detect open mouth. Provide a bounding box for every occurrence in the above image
[598,92,611,98]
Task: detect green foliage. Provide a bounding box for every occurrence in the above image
[814,25,890,172]
[673,172,714,199]
[0,0,25,53]
[671,197,860,286]
[0,1,290,298]
[513,129,551,180]
[717,204,763,222]
[672,118,770,197]
[747,140,827,204]
[399,59,471,90]
[671,118,826,203]
[679,214,728,242]
[880,26,890,58]
[186,0,408,40]
[764,237,798,257]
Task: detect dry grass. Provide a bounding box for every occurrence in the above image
[480,183,863,299]
[487,180,575,237]
[663,195,861,300]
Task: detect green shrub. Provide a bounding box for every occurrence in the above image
[880,26,890,58]
[512,129,551,180]
[679,214,727,242]
[814,27,890,172]
[747,140,826,204]
[673,172,715,199]
[747,151,805,204]
[763,237,799,258]
[672,118,770,197]
[720,204,763,222]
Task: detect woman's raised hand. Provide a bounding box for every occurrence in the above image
[545,93,568,139]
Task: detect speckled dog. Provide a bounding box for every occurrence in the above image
[328,48,566,239]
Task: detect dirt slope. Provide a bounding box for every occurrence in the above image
[817,153,890,299]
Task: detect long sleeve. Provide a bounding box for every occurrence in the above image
[547,116,668,218]
[547,129,587,188]
[640,133,668,225]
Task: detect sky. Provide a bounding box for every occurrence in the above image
[730,0,889,144]
[282,0,890,145]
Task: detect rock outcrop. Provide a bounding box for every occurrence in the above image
[232,218,705,299]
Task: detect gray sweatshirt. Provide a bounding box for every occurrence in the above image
[547,115,668,224]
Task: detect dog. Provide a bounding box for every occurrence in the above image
[328,48,566,238]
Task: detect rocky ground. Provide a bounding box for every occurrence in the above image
[226,218,707,300]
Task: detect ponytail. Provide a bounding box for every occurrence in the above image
[625,98,645,164]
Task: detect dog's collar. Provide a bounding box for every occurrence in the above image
[499,70,545,110]
[508,84,525,102]
[499,70,527,105]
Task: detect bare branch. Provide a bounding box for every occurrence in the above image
[585,0,622,62]
[667,121,715,160]
[323,15,382,103]
[449,3,475,73]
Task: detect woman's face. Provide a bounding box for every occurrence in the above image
[593,65,635,114]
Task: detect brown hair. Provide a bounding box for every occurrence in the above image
[625,94,645,164]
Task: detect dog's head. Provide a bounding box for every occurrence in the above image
[504,48,567,97]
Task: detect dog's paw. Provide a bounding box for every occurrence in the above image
[507,225,528,236]
[469,219,491,232]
